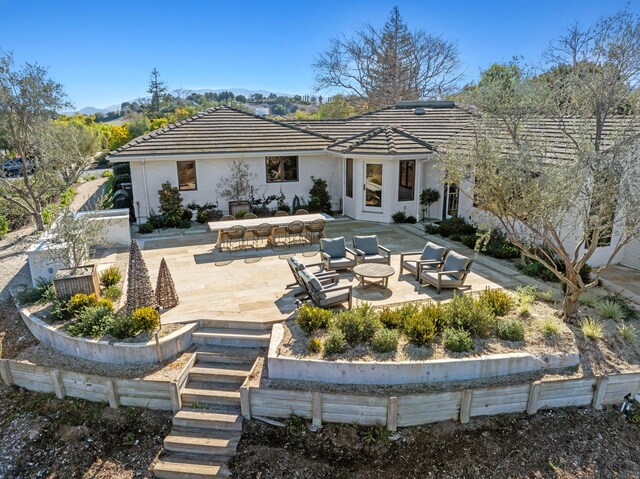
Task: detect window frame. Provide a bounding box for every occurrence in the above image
[265,156,299,183]
[398,159,416,202]
[177,160,197,191]
[345,158,353,198]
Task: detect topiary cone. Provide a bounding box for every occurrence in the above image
[155,257,179,308]
[125,239,157,315]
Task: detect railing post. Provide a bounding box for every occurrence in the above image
[459,389,473,424]
[386,396,398,432]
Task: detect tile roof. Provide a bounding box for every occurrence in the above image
[108,106,334,158]
[327,125,435,155]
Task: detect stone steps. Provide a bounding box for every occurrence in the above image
[198,318,281,330]
[192,328,270,348]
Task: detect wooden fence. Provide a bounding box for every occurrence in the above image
[0,358,175,411]
[241,372,640,431]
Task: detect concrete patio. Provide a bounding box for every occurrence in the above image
[139,219,521,326]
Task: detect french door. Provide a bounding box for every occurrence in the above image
[364,162,383,211]
[443,183,459,218]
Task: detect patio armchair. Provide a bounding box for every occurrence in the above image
[285,220,306,245]
[224,225,247,251]
[400,242,449,280]
[298,268,353,309]
[419,251,474,294]
[319,237,357,271]
[286,257,339,294]
[352,235,391,265]
[252,223,273,248]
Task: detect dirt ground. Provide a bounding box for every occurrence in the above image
[0,383,171,479]
[231,407,640,479]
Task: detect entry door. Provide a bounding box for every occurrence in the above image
[364,163,383,211]
[443,183,459,218]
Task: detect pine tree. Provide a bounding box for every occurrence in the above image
[125,239,156,315]
[147,68,167,114]
[155,258,179,308]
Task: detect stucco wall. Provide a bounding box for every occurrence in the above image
[129,154,343,222]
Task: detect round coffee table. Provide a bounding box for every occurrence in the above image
[353,263,395,289]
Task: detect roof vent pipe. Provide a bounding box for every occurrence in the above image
[414,108,426,115]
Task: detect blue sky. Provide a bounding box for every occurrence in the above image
[0,0,638,109]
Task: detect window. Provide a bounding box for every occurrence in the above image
[266,156,298,182]
[177,161,197,191]
[346,158,353,198]
[398,160,415,201]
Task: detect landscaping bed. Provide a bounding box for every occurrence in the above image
[230,406,640,479]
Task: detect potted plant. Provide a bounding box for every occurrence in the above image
[420,188,440,221]
[47,208,107,298]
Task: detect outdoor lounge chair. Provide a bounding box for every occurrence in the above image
[298,268,353,309]
[319,237,357,271]
[352,235,391,265]
[419,251,473,294]
[286,257,339,294]
[400,242,449,280]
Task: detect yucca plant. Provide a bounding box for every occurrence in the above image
[617,322,637,343]
[594,299,624,321]
[580,317,604,340]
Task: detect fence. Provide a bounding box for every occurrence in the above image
[241,372,640,431]
[0,358,175,411]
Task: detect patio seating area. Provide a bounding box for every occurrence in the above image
[140,219,519,327]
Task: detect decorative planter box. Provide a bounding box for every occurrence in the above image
[228,200,251,216]
[53,264,100,298]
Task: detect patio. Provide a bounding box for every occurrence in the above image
[140,219,519,326]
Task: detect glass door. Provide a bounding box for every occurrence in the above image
[443,183,459,218]
[364,163,383,210]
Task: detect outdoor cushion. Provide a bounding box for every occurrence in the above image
[354,235,379,255]
[360,254,388,264]
[317,288,351,306]
[321,237,347,259]
[290,257,306,271]
[402,259,439,274]
[327,257,356,269]
[421,242,447,261]
[420,271,463,287]
[299,269,323,292]
[442,251,471,280]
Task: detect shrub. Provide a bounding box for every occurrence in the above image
[323,328,347,355]
[147,213,165,229]
[580,317,604,340]
[112,162,131,176]
[391,211,407,223]
[59,187,77,207]
[437,216,477,238]
[49,297,73,322]
[478,288,513,316]
[332,305,382,345]
[403,304,439,345]
[108,314,140,340]
[424,224,440,235]
[405,215,417,224]
[378,307,402,329]
[307,176,332,214]
[514,285,537,306]
[443,328,473,352]
[578,291,599,307]
[539,317,560,338]
[98,298,114,310]
[497,318,525,341]
[192,202,223,223]
[103,285,122,301]
[17,279,55,305]
[138,222,154,234]
[158,181,184,228]
[594,299,625,321]
[481,229,521,259]
[443,294,495,338]
[307,338,322,353]
[42,203,59,225]
[67,293,99,317]
[101,170,112,178]
[67,305,116,338]
[601,293,638,320]
[131,307,160,332]
[296,305,333,334]
[99,265,122,287]
[460,234,478,249]
[113,173,131,189]
[371,328,399,353]
[517,253,592,285]
[617,322,637,343]
[0,215,8,238]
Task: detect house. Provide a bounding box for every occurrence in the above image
[107,100,640,271]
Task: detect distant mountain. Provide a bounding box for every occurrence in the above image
[71,88,297,116]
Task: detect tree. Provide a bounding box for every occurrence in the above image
[45,208,106,276]
[314,94,357,119]
[216,160,256,203]
[147,68,167,114]
[0,51,72,230]
[108,125,129,150]
[155,258,179,308]
[235,95,247,103]
[127,114,151,139]
[125,239,156,314]
[272,104,286,115]
[444,12,640,318]
[313,6,462,108]
[307,176,332,214]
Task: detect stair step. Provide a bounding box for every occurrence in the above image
[189,363,252,384]
[154,455,229,479]
[164,428,240,458]
[196,346,262,365]
[182,382,241,407]
[173,409,242,432]
[193,328,270,348]
[199,318,279,330]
